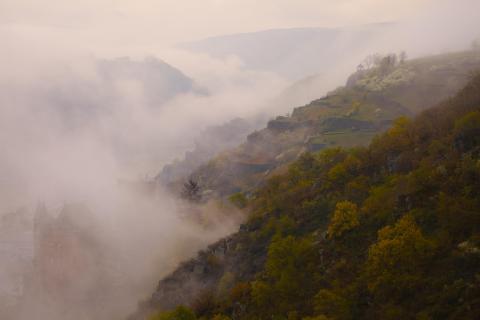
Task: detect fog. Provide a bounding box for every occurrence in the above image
[1,0,479,319]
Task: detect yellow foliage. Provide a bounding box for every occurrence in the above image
[327,201,359,238]
[303,316,330,320]
[366,214,432,294]
[314,289,349,319]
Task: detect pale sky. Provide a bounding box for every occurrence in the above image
[1,0,434,49]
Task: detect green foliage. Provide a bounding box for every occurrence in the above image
[192,290,216,317]
[252,236,318,317]
[216,272,235,299]
[228,192,248,209]
[365,214,433,297]
[150,306,196,320]
[228,281,250,304]
[314,289,350,320]
[151,75,480,320]
[211,315,231,320]
[258,215,296,240]
[265,236,315,282]
[327,201,359,239]
[455,110,480,131]
[454,111,480,150]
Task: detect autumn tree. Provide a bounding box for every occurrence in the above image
[454,111,480,150]
[228,192,247,209]
[327,201,359,239]
[314,289,350,320]
[211,315,231,320]
[149,306,196,320]
[365,214,433,299]
[252,236,318,317]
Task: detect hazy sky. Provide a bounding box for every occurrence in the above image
[1,0,434,53]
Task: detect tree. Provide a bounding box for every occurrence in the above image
[314,289,350,320]
[192,290,216,317]
[149,306,196,320]
[365,214,433,298]
[454,111,480,150]
[181,179,201,202]
[252,236,318,316]
[228,192,247,209]
[211,315,231,320]
[362,53,381,69]
[327,201,359,239]
[216,272,235,299]
[378,54,397,75]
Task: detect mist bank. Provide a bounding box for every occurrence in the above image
[0,37,288,320]
[2,183,244,320]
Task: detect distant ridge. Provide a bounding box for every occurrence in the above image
[179,23,396,80]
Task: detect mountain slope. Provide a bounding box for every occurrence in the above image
[166,50,480,200]
[156,118,260,186]
[135,72,480,320]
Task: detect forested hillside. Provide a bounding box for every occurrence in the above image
[164,50,480,201]
[135,72,480,320]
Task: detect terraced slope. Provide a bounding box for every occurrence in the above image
[166,50,480,199]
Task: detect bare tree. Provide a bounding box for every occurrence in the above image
[378,54,397,75]
[362,54,377,69]
[181,179,201,202]
[361,53,385,70]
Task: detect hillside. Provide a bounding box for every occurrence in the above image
[134,71,480,320]
[157,118,261,186]
[164,50,480,200]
